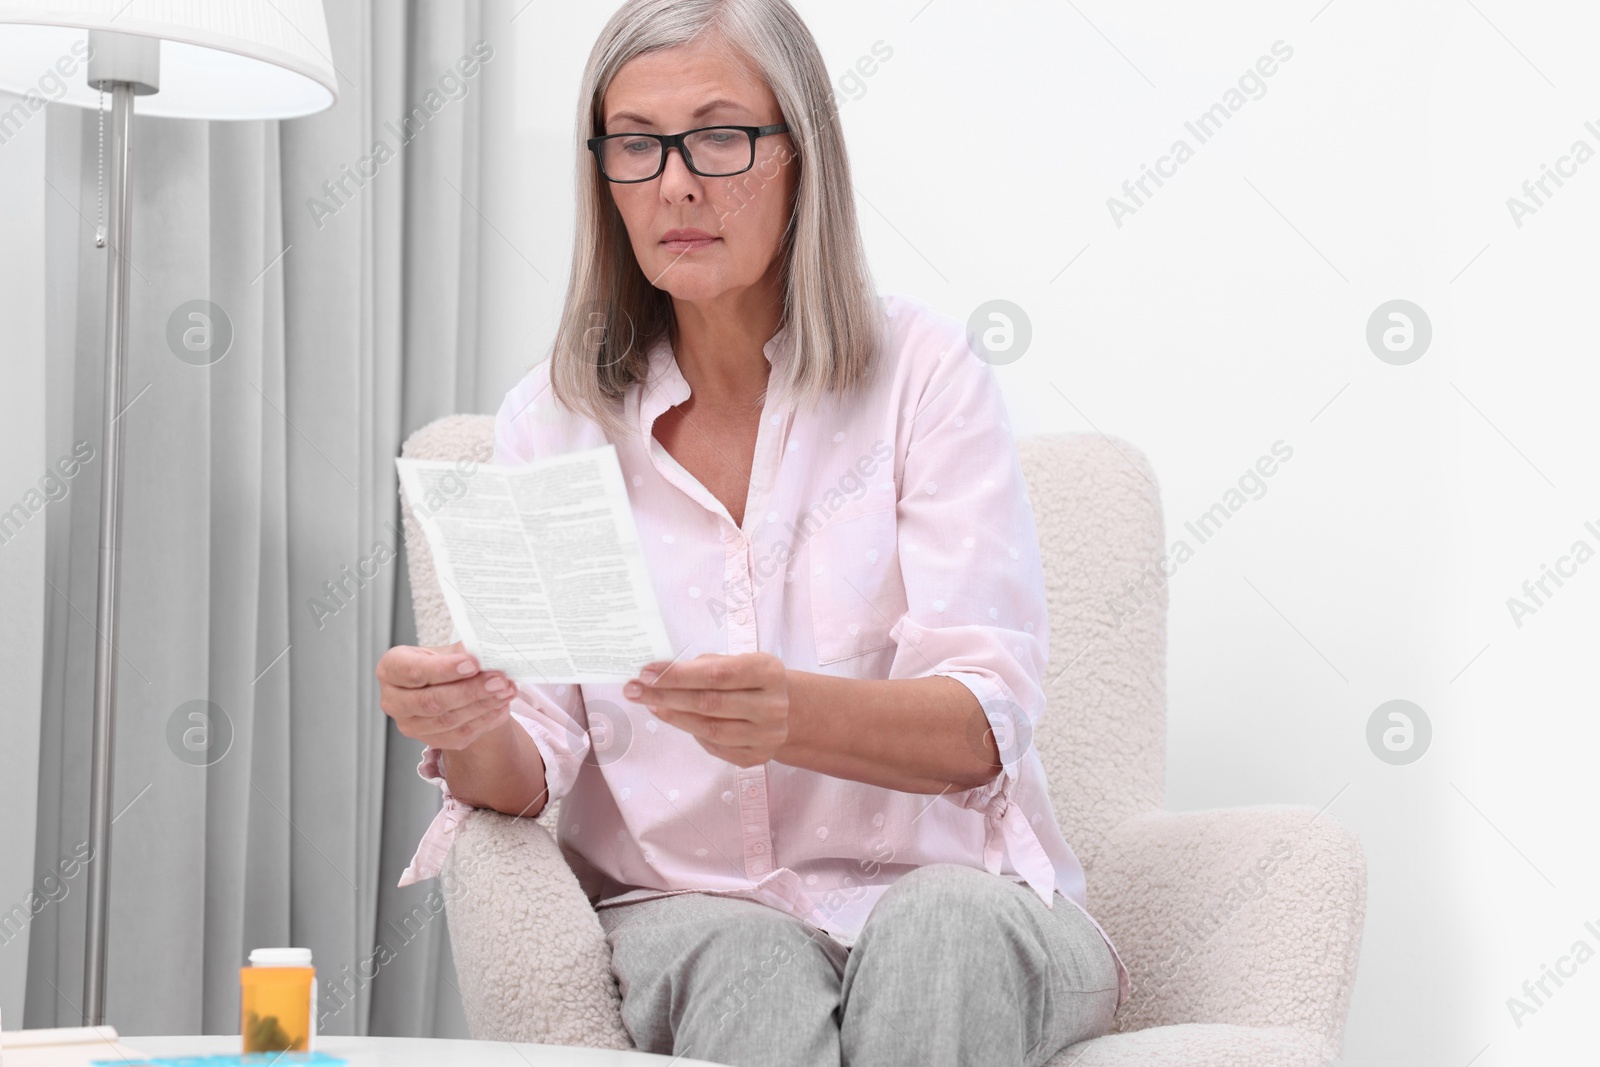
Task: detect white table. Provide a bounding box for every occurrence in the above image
[122,1034,731,1067]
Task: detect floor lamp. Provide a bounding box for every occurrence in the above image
[0,1,337,1027]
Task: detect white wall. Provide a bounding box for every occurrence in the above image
[476,1,1599,1063]
[0,85,49,1029]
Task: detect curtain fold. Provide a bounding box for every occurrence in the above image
[26,0,488,1039]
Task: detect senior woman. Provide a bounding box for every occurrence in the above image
[378,0,1128,1064]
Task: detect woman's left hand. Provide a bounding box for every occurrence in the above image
[623,652,789,767]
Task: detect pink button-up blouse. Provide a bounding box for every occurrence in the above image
[399,291,1130,1012]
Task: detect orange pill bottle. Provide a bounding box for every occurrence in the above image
[240,947,317,1053]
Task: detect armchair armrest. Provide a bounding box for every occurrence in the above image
[440,808,632,1049]
[1088,805,1366,1057]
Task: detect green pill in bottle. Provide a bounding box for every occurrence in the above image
[241,947,316,1054]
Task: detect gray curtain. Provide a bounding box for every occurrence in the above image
[25,0,498,1038]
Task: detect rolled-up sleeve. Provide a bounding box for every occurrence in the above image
[888,328,1056,904]
[397,651,593,886]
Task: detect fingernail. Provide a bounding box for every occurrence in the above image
[456,659,476,676]
[624,682,643,697]
[486,677,509,694]
[640,668,660,683]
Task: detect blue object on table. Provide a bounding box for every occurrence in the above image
[94,1055,347,1067]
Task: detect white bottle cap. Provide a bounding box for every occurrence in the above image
[248,947,313,967]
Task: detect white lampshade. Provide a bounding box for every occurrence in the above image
[0,0,337,119]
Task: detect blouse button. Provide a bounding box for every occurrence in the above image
[746,786,759,799]
[753,841,766,853]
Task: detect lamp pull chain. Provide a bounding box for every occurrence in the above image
[95,87,105,249]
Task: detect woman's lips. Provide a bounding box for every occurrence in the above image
[662,236,720,253]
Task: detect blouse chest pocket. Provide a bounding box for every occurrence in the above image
[807,501,906,666]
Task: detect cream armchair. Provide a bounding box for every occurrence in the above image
[398,414,1366,1066]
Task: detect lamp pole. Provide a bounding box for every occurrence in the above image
[82,28,156,1025]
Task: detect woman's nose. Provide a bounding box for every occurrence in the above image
[658,145,700,195]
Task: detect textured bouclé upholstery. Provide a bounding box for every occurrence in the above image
[399,415,1365,1065]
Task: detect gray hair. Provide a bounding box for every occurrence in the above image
[546,0,885,439]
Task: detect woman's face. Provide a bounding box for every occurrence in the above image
[600,39,798,306]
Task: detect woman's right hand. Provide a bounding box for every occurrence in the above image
[376,641,515,750]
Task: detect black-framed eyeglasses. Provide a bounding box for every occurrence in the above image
[587,123,790,183]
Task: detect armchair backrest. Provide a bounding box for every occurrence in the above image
[1016,434,1167,871]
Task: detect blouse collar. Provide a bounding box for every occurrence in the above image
[636,319,794,435]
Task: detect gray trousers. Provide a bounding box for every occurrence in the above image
[595,862,1121,1067]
